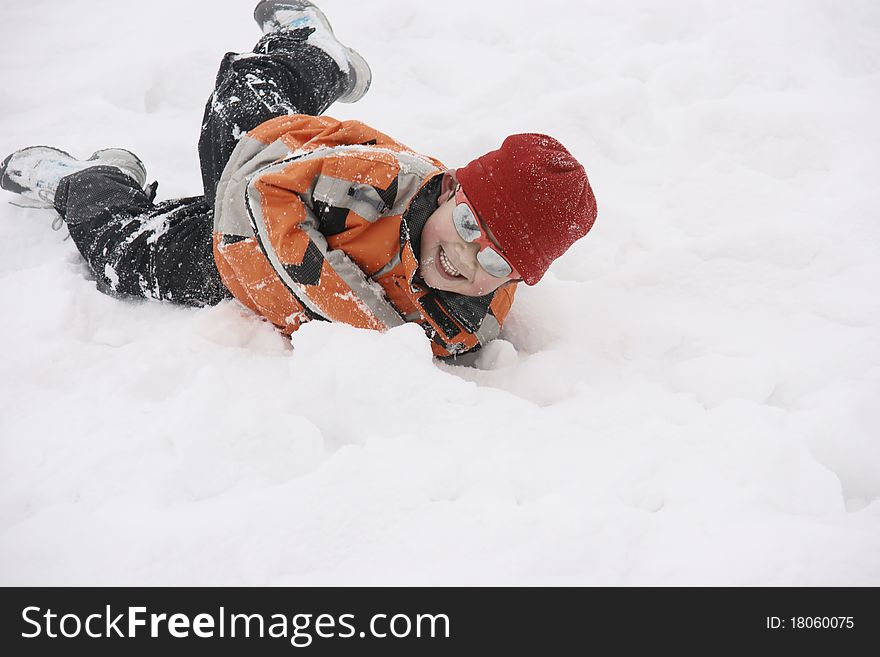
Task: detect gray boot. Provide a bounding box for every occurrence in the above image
[0,145,147,209]
[253,0,372,103]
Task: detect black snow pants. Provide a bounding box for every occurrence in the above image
[53,30,350,306]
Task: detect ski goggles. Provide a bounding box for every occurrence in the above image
[452,186,519,279]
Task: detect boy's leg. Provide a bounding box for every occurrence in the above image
[198,29,350,204]
[3,4,369,308]
[54,167,231,307]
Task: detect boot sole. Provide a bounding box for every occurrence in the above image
[337,47,372,103]
[88,148,148,187]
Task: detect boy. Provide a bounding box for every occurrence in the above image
[0,1,597,358]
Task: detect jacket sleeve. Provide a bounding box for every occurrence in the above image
[242,153,406,331]
[419,281,518,359]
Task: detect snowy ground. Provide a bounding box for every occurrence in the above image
[1,0,879,585]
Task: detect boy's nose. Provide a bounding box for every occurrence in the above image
[460,243,483,281]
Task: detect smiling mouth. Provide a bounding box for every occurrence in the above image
[438,246,464,279]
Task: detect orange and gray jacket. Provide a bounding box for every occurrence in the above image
[212,114,517,358]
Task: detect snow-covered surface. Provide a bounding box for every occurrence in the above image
[1,0,879,585]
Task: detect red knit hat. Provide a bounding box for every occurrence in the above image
[456,134,597,285]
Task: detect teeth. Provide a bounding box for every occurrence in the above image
[439,248,461,277]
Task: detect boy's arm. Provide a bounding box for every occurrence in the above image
[422,282,516,359]
[243,155,405,330]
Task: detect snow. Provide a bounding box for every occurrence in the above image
[1,0,879,585]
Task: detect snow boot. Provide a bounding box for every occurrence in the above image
[0,146,147,210]
[253,0,371,103]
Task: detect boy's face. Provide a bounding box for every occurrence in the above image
[418,174,519,296]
